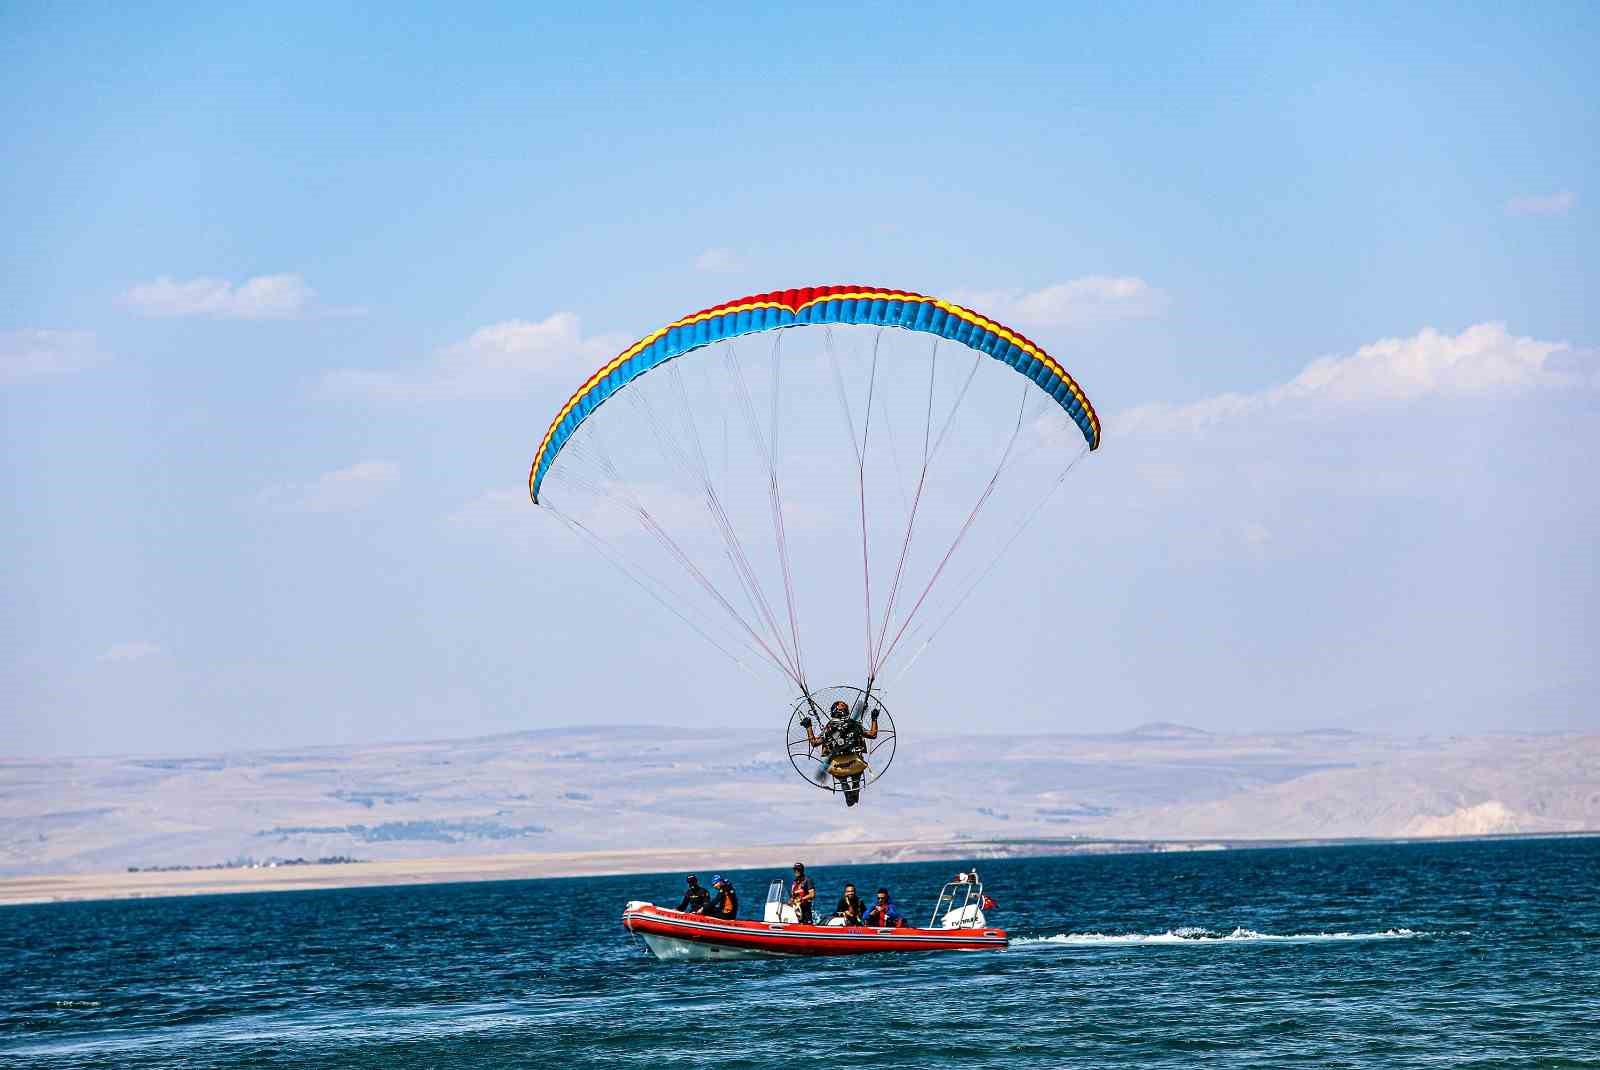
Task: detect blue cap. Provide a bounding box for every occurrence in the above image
[710,874,725,886]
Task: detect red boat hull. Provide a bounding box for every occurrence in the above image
[622,903,1008,959]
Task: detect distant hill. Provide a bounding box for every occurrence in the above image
[1,726,1596,876]
[1120,722,1213,740]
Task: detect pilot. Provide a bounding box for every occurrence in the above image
[706,875,738,920]
[864,888,906,928]
[677,874,710,914]
[801,699,879,807]
[832,883,866,926]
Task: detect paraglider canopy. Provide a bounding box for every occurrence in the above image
[530,286,1099,504]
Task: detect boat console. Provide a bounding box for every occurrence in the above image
[930,868,990,929]
[763,879,803,924]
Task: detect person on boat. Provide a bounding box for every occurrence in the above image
[706,875,738,920]
[789,862,817,924]
[831,883,866,926]
[677,874,710,914]
[800,699,879,807]
[864,888,906,928]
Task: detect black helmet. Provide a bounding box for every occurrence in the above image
[830,700,850,717]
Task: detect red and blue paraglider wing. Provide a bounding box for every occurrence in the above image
[528,285,1100,503]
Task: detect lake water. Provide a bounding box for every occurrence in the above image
[3,838,1597,1067]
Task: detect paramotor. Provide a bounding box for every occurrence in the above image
[529,285,1099,800]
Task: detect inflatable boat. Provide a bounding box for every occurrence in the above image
[623,870,1007,960]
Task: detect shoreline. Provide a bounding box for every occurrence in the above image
[3,831,1595,908]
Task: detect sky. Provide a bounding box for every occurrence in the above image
[2,2,1596,757]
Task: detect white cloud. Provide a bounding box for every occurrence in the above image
[1239,521,1271,553]
[453,487,528,520]
[951,276,1163,328]
[453,478,706,543]
[1506,191,1576,218]
[1121,323,1580,435]
[1,329,103,384]
[123,273,316,319]
[256,461,400,513]
[551,480,708,539]
[448,487,533,530]
[322,313,624,401]
[100,642,161,663]
[694,247,742,272]
[446,487,566,548]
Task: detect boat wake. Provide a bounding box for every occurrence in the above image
[1013,926,1437,947]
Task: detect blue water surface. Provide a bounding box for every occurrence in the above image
[3,838,1597,1068]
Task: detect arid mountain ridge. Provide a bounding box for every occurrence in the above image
[3,723,1597,877]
